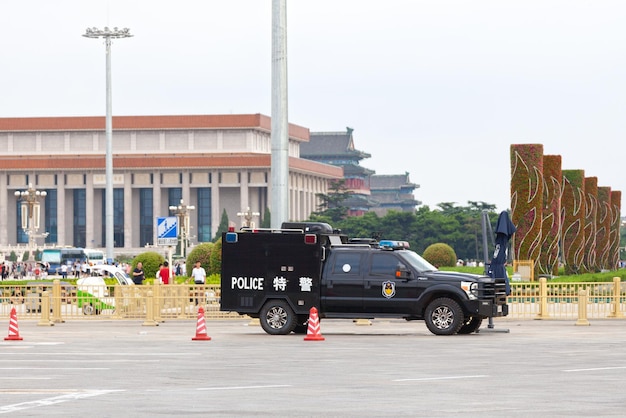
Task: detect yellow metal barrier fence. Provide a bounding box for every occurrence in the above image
[0,278,625,322]
[0,281,242,321]
[508,277,626,320]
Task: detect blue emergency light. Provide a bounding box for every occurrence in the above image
[379,240,408,250]
[225,232,238,243]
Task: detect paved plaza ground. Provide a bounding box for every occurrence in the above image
[0,318,624,417]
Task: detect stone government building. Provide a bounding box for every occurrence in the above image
[0,114,342,252]
[0,114,419,254]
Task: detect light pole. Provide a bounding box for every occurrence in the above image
[83,26,132,262]
[14,183,48,254]
[169,199,195,258]
[237,207,260,229]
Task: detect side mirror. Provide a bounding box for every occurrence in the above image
[395,263,411,280]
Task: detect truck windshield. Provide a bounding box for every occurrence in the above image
[398,251,438,272]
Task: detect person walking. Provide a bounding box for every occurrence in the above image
[132,262,145,285]
[191,261,206,305]
[159,261,170,285]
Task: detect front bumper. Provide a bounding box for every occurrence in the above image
[466,299,509,317]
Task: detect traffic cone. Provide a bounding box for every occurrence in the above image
[304,307,325,341]
[192,306,211,341]
[5,307,23,341]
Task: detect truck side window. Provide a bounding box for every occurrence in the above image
[333,253,361,275]
[370,253,398,275]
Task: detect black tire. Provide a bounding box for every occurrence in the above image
[424,297,464,335]
[457,316,483,334]
[259,300,296,335]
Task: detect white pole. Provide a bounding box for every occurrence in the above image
[105,37,114,262]
[270,0,289,228]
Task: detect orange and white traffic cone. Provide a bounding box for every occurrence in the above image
[5,307,23,341]
[192,306,211,341]
[304,307,325,341]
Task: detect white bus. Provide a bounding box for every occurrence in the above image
[40,248,105,273]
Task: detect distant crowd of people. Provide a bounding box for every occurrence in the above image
[0,261,50,280]
[0,259,193,283]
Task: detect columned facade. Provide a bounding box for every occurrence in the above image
[0,114,342,255]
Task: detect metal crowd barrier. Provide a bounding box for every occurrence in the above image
[508,277,626,320]
[0,281,242,322]
[0,278,624,322]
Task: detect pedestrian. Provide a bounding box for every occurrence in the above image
[159,261,170,285]
[156,263,162,284]
[191,261,206,305]
[60,263,68,279]
[132,261,145,285]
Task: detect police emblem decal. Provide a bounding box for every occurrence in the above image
[382,281,396,299]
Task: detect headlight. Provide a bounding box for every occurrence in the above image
[461,281,478,300]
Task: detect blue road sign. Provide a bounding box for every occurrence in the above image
[157,216,178,246]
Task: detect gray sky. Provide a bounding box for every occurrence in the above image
[2,1,625,213]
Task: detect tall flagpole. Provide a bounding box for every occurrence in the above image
[270,0,289,228]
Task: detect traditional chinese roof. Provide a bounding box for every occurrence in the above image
[370,173,419,191]
[301,130,371,161]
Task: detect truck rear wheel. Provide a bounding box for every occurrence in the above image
[424,297,463,335]
[260,300,296,335]
[457,316,482,334]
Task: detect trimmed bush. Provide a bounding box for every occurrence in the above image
[186,243,213,278]
[209,238,222,276]
[132,251,165,279]
[423,243,457,268]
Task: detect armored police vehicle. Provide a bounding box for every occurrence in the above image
[220,222,508,336]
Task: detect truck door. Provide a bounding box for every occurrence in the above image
[320,251,364,313]
[363,252,418,314]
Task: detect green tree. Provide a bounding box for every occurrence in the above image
[315,179,352,223]
[8,251,17,262]
[213,209,230,241]
[309,200,501,263]
[261,207,271,228]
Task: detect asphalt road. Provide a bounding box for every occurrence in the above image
[0,318,624,417]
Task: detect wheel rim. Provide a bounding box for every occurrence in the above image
[266,306,287,330]
[431,305,454,329]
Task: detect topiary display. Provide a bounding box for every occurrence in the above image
[562,170,586,275]
[596,186,612,271]
[185,243,213,277]
[510,144,544,274]
[423,243,457,268]
[539,154,562,276]
[132,251,165,279]
[609,191,622,270]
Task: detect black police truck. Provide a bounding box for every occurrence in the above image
[220,222,508,336]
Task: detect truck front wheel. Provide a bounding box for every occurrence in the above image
[260,300,297,335]
[424,298,463,335]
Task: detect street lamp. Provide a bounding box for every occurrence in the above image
[83,26,132,262]
[237,207,260,229]
[14,183,48,252]
[168,199,195,258]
